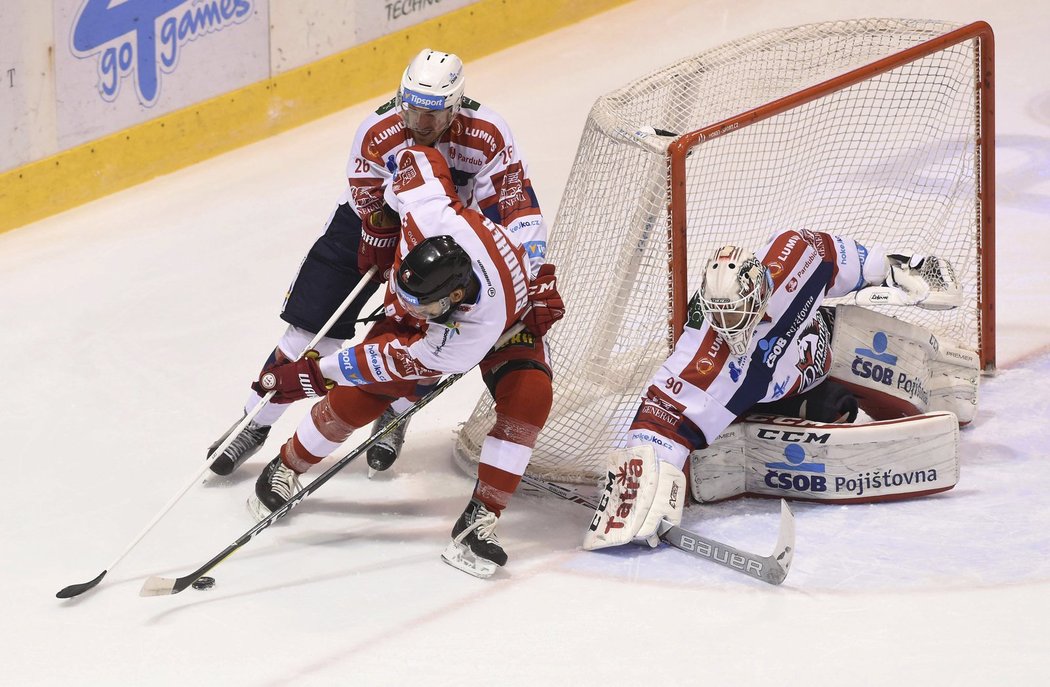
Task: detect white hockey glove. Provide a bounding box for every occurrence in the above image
[583,445,686,550]
[856,254,962,310]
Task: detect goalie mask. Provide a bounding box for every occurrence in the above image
[395,235,475,321]
[698,245,773,355]
[396,49,465,146]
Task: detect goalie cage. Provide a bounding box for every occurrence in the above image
[455,18,995,484]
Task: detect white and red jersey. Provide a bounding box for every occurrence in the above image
[339,95,548,274]
[629,229,884,468]
[319,147,531,386]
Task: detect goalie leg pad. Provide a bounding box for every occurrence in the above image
[690,411,960,504]
[829,304,978,422]
[583,446,686,550]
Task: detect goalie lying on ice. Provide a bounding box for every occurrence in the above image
[585,229,978,550]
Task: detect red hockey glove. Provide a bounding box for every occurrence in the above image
[523,263,565,337]
[252,351,333,404]
[357,205,400,283]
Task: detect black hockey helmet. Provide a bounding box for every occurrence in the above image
[394,235,475,320]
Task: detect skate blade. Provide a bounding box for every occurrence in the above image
[441,541,497,579]
[246,495,272,523]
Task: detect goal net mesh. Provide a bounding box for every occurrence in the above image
[455,18,988,483]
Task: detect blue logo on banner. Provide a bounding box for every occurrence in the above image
[71,0,253,106]
[524,241,546,260]
[401,88,447,110]
[337,348,365,385]
[763,443,828,493]
[765,444,826,473]
[855,331,898,365]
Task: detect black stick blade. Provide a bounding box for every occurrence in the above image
[56,571,106,599]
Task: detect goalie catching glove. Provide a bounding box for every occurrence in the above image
[523,263,565,337]
[251,350,334,404]
[583,445,686,550]
[357,204,401,283]
[856,253,962,310]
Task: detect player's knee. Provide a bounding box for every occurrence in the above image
[754,380,858,423]
[322,387,389,434]
[803,380,859,423]
[492,367,553,427]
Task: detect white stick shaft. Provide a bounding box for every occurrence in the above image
[99,266,380,575]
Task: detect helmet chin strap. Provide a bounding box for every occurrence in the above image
[722,330,753,356]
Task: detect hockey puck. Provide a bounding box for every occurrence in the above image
[191,576,216,591]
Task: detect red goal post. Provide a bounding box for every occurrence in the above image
[455,19,995,484]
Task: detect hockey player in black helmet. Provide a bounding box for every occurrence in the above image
[392,235,477,324]
[243,145,565,578]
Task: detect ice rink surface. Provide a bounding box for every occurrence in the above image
[3,1,1049,685]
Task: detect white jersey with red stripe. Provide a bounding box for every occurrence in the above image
[629,229,883,468]
[319,147,531,387]
[339,95,548,274]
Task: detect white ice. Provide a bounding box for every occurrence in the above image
[3,1,1049,685]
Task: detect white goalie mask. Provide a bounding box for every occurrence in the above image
[698,245,773,355]
[396,49,465,146]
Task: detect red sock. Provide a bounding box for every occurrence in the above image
[474,464,522,516]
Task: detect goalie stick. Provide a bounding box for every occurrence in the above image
[55,267,378,599]
[519,474,795,585]
[140,323,525,597]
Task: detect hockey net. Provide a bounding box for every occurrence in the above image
[455,18,994,483]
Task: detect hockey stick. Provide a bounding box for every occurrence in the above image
[140,323,526,596]
[519,473,795,585]
[55,267,379,599]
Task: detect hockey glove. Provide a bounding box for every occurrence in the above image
[252,351,333,404]
[523,263,565,337]
[856,254,962,310]
[357,205,401,283]
[886,254,962,310]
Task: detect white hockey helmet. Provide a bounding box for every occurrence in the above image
[396,49,465,145]
[698,245,773,355]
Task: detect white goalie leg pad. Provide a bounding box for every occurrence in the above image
[688,423,748,504]
[928,342,981,425]
[690,411,959,504]
[829,304,978,422]
[583,445,686,550]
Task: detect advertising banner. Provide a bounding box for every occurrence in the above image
[269,0,478,74]
[0,4,58,173]
[52,0,271,149]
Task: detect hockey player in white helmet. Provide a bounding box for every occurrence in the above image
[206,48,550,478]
[696,246,774,356]
[584,229,975,551]
[396,49,466,146]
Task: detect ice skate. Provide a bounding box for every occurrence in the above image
[367,407,410,476]
[441,499,507,578]
[247,456,303,522]
[208,414,271,476]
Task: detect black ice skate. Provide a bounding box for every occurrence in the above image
[441,499,507,578]
[247,456,303,522]
[208,415,272,476]
[366,407,411,475]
